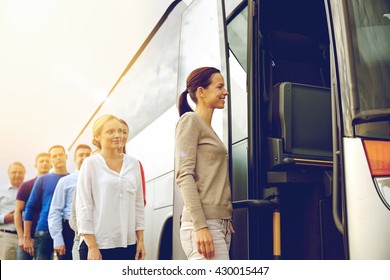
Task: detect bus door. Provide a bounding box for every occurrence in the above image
[245,0,346,259]
[327,0,390,259]
[227,0,278,260]
[172,0,230,260]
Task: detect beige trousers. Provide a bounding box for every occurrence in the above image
[180,219,231,260]
[0,231,18,260]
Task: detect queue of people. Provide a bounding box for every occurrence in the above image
[0,66,234,260]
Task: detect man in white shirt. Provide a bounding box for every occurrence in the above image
[0,162,26,259]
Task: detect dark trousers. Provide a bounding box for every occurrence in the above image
[57,220,75,260]
[79,240,136,260]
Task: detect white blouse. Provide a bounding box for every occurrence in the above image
[76,153,145,249]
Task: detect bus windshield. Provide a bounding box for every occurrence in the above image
[347,0,390,119]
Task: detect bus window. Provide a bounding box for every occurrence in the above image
[225,0,245,17]
[227,3,249,201]
[227,5,248,143]
[227,6,248,72]
[346,0,390,131]
[227,2,250,260]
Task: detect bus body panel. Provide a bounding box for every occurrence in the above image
[343,137,390,259]
[127,106,178,259]
[143,180,173,260]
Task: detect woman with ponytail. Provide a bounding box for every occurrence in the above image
[175,67,234,260]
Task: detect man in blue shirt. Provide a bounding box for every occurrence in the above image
[15,153,51,260]
[48,144,91,260]
[23,145,69,260]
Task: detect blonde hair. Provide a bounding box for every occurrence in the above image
[92,114,120,149]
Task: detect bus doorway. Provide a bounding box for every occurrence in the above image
[228,0,345,259]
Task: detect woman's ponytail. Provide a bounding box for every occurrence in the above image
[178,89,193,116]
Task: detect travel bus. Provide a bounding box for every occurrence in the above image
[69,0,390,260]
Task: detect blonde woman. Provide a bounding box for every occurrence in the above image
[76,114,145,260]
[175,67,234,260]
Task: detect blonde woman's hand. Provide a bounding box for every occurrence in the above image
[194,228,214,260]
[135,241,146,260]
[88,246,102,260]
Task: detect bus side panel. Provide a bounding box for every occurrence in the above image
[343,138,390,259]
[127,107,178,259]
[143,180,173,260]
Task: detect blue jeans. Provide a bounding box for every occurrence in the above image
[34,231,54,260]
[16,246,33,260]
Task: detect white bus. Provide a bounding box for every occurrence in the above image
[69,0,390,259]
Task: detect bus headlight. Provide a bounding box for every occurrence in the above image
[375,177,390,210]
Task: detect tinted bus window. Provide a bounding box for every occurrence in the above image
[227,6,248,143]
[227,6,248,72]
[348,0,390,112]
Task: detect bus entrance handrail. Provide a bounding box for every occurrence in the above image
[233,199,279,210]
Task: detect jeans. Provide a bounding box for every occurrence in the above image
[180,219,231,260]
[34,230,54,260]
[16,246,33,260]
[79,241,137,260]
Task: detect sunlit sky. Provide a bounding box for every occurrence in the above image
[0,0,174,186]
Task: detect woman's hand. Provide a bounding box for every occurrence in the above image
[84,234,102,260]
[194,227,214,259]
[229,222,236,234]
[88,246,102,260]
[135,241,146,260]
